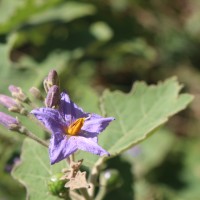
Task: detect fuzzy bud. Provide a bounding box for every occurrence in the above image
[43,69,59,93]
[0,94,27,115]
[48,70,59,86]
[45,85,60,108]
[8,85,29,102]
[0,112,21,131]
[29,87,44,101]
[0,94,19,109]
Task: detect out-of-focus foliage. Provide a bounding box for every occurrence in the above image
[12,138,66,200]
[0,0,200,199]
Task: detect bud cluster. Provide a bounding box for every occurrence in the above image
[0,69,61,132]
[9,85,29,103]
[0,94,27,115]
[44,70,60,108]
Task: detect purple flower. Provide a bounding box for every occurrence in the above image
[31,92,114,164]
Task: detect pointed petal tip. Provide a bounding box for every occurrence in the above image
[50,161,54,165]
[101,151,110,157]
[30,108,41,115]
[97,148,110,157]
[110,117,115,121]
[30,110,36,115]
[50,160,56,165]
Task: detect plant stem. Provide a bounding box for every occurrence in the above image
[88,157,105,198]
[95,186,107,200]
[67,154,75,165]
[19,127,49,148]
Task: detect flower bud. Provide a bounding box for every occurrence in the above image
[0,94,28,115]
[43,69,59,93]
[48,173,68,198]
[0,112,21,131]
[45,85,60,108]
[0,94,18,109]
[29,87,44,101]
[100,169,123,190]
[48,70,59,86]
[8,85,28,102]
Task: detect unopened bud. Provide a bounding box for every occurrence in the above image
[29,87,44,101]
[48,70,59,86]
[0,94,27,115]
[8,85,29,102]
[45,85,60,108]
[43,69,59,93]
[0,112,21,131]
[0,94,18,109]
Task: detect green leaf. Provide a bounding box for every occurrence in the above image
[77,77,193,168]
[0,0,61,33]
[101,77,193,154]
[12,138,66,200]
[0,35,70,94]
[90,21,113,41]
[29,2,96,25]
[0,0,95,33]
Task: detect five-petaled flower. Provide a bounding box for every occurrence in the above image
[31,92,114,164]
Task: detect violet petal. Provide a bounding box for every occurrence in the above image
[82,114,114,136]
[31,108,65,134]
[49,135,77,164]
[59,92,87,122]
[76,136,110,156]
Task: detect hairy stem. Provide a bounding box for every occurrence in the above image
[19,127,49,148]
[88,157,105,197]
[95,186,107,200]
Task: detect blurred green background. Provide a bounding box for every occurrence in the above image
[1,0,200,199]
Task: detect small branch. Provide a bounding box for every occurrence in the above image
[19,127,49,148]
[66,154,75,165]
[88,157,105,197]
[95,186,107,200]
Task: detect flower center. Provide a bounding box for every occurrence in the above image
[64,118,85,136]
